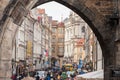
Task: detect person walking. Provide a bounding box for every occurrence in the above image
[61,72,67,80]
[11,74,17,80]
[57,73,61,80]
[35,73,40,80]
[45,72,51,80]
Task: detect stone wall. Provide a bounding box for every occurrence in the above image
[0,0,10,20]
[0,17,18,80]
[0,0,119,80]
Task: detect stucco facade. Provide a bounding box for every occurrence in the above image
[0,0,120,80]
[64,11,86,63]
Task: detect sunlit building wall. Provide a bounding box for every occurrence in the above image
[64,11,86,63]
[12,24,25,61]
[33,21,42,62]
[84,26,103,71]
[13,15,35,62]
[51,20,58,58]
[14,8,52,67]
[92,35,103,70]
[57,22,65,68]
[31,8,52,66]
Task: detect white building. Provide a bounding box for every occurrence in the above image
[12,14,35,61]
[31,8,52,68]
[64,11,86,63]
[12,8,52,70]
[84,20,103,71]
[64,11,103,70]
[33,21,42,62]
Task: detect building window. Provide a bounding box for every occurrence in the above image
[19,31,24,42]
[52,28,56,33]
[58,28,64,34]
[52,47,55,53]
[52,38,56,43]
[58,38,64,43]
[67,44,68,53]
[58,47,64,53]
[82,26,85,33]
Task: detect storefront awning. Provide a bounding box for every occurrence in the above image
[77,70,103,79]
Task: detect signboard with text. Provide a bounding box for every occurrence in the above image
[26,41,33,57]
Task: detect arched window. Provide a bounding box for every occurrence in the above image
[82,26,85,33]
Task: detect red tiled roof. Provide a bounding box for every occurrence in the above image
[58,22,64,27]
[77,38,85,46]
[52,20,58,26]
[38,8,45,14]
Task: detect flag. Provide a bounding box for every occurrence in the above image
[44,50,48,57]
[38,16,42,22]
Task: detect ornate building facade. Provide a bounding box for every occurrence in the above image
[64,11,86,63]
[64,11,103,71]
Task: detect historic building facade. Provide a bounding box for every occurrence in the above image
[11,8,53,73]
[0,0,120,80]
[64,11,103,71]
[84,26,103,71]
[57,22,65,68]
[51,20,58,58]
[64,11,86,63]
[51,20,65,67]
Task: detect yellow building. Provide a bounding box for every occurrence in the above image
[57,22,65,68]
[73,38,85,63]
[51,20,58,58]
[51,21,65,68]
[64,11,86,64]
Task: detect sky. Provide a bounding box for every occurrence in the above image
[37,1,72,22]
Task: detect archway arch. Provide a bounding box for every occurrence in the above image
[0,0,112,58]
[33,0,105,52]
[0,0,118,80]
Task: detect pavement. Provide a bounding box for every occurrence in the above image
[22,76,35,80]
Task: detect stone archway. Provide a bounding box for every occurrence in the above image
[0,0,119,80]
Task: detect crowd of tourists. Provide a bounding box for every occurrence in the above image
[35,70,78,80]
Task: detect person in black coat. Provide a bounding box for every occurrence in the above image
[35,73,40,80]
